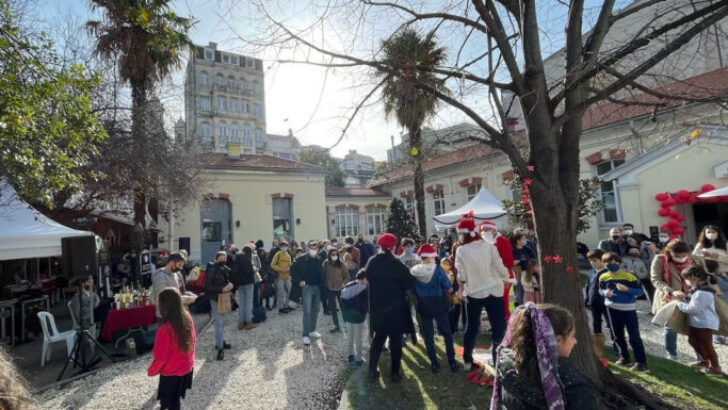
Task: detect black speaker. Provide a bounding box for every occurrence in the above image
[61,236,98,279]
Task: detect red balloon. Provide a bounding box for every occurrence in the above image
[657,208,671,217]
[676,190,690,200]
[675,196,686,205]
[674,226,686,235]
[688,195,699,204]
[655,193,669,202]
[720,196,728,202]
[701,184,716,193]
[662,198,676,207]
[675,214,685,222]
[667,219,680,228]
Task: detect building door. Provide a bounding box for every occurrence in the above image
[200,199,232,264]
[272,198,293,242]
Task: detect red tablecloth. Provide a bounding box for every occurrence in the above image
[101,304,156,342]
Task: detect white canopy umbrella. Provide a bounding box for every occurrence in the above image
[698,185,728,198]
[433,187,507,227]
[0,181,94,261]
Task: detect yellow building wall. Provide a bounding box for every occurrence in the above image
[164,169,326,263]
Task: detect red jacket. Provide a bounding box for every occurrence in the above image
[148,313,196,377]
[494,235,515,275]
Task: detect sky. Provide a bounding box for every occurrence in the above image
[36,0,629,161]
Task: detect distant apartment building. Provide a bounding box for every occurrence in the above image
[342,150,375,186]
[386,122,488,163]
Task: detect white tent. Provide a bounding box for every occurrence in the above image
[0,181,94,261]
[433,187,508,227]
[698,185,728,198]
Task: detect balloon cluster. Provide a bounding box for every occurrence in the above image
[654,184,719,237]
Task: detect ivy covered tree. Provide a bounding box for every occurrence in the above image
[297,147,346,187]
[0,0,106,205]
[384,198,420,242]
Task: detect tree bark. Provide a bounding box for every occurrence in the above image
[410,127,427,240]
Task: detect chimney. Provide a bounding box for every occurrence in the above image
[226,141,241,158]
[208,42,217,49]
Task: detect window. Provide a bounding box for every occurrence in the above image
[222,53,230,64]
[204,49,214,61]
[405,196,415,215]
[240,99,249,114]
[336,207,358,238]
[200,122,212,144]
[229,97,239,113]
[231,55,239,65]
[246,58,255,69]
[227,76,235,90]
[198,96,211,112]
[243,124,252,145]
[202,222,222,242]
[467,183,482,201]
[253,103,262,119]
[243,148,253,154]
[199,72,209,87]
[215,74,224,88]
[254,129,263,146]
[274,152,295,160]
[367,207,385,237]
[433,190,445,216]
[218,121,227,143]
[251,81,260,96]
[231,123,240,142]
[596,159,625,223]
[273,198,293,241]
[216,96,227,112]
[239,78,247,93]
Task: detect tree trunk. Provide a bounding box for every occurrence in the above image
[410,127,427,240]
[130,80,147,248]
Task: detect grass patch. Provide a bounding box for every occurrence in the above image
[604,350,728,410]
[342,332,493,410]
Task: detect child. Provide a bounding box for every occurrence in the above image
[678,266,722,374]
[584,249,613,358]
[490,303,596,409]
[599,252,648,371]
[410,244,461,373]
[341,269,369,366]
[706,260,728,345]
[441,258,462,333]
[148,287,196,410]
[521,259,542,304]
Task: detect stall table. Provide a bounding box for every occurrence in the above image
[101,304,156,346]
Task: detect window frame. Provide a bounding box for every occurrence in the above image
[243,124,252,146]
[217,121,228,142]
[433,190,446,216]
[594,159,625,224]
[198,96,211,112]
[216,95,227,112]
[230,123,240,142]
[467,183,482,201]
[336,207,359,238]
[199,71,209,87]
[366,206,386,237]
[200,122,212,144]
[246,58,256,69]
[204,49,214,61]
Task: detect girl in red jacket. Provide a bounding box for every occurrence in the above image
[148,287,196,410]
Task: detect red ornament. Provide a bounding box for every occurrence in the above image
[543,255,553,264]
[527,165,535,172]
[523,178,533,186]
[676,190,691,200]
[667,219,681,228]
[553,255,563,264]
[521,188,530,196]
[700,184,716,193]
[566,266,574,275]
[657,208,670,217]
[522,197,530,206]
[661,198,676,207]
[655,192,669,202]
[669,209,681,218]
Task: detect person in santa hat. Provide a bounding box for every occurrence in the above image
[479,221,517,319]
[366,233,414,383]
[410,243,462,373]
[455,212,510,369]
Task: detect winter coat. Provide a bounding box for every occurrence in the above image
[494,348,597,410]
[291,255,326,305]
[204,262,231,299]
[323,260,349,291]
[585,268,608,308]
[230,254,255,287]
[341,280,368,324]
[366,251,415,335]
[151,268,185,318]
[513,245,537,272]
[271,251,292,280]
[622,257,648,280]
[597,239,628,256]
[356,240,375,267]
[650,255,690,314]
[410,263,452,317]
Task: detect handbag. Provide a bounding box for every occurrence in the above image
[217,293,232,314]
[666,306,690,335]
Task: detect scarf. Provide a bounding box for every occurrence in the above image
[661,253,691,300]
[490,302,565,410]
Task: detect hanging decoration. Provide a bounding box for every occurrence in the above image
[653,184,728,238]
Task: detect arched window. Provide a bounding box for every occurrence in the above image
[243,124,252,146]
[199,71,209,87]
[254,129,263,146]
[239,78,247,93]
[227,75,235,91]
[215,73,224,88]
[200,122,211,144]
[231,123,240,142]
[240,99,249,114]
[251,80,260,96]
[218,121,228,143]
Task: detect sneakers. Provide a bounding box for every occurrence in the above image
[449,361,463,373]
[703,367,723,376]
[222,341,231,350]
[278,309,289,314]
[330,327,341,333]
[689,360,709,369]
[430,363,440,374]
[238,322,245,330]
[347,355,355,364]
[666,353,678,361]
[309,331,322,339]
[391,372,402,383]
[355,359,365,367]
[244,323,257,330]
[615,358,630,366]
[216,349,224,361]
[630,363,648,372]
[302,336,311,346]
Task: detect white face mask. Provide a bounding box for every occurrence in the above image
[331,255,339,261]
[623,229,633,236]
[280,247,288,252]
[309,250,318,257]
[590,261,601,271]
[706,233,718,241]
[672,255,688,263]
[659,236,669,243]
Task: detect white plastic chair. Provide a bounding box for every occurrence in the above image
[67,301,97,340]
[37,311,75,367]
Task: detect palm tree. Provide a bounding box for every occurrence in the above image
[379,28,448,240]
[87,0,193,236]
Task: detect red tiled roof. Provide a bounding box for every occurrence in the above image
[199,153,323,173]
[325,187,389,197]
[582,67,728,130]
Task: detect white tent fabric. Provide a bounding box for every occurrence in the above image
[433,187,508,226]
[698,185,728,198]
[0,181,94,261]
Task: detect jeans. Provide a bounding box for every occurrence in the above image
[421,310,455,365]
[301,286,321,337]
[449,303,462,332]
[370,330,402,376]
[664,325,678,357]
[327,289,342,328]
[346,320,365,360]
[209,299,225,349]
[464,295,506,365]
[607,308,646,365]
[277,279,291,309]
[237,284,254,324]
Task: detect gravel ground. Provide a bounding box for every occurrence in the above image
[36,307,353,410]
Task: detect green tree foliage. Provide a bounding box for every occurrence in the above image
[502,176,604,234]
[0,0,106,205]
[385,198,420,242]
[297,147,345,187]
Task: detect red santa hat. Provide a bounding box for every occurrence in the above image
[457,211,477,237]
[377,233,398,249]
[417,243,438,259]
[479,220,497,231]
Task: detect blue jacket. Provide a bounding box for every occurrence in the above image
[411,264,451,298]
[598,270,643,311]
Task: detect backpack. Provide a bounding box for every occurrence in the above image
[252,306,266,323]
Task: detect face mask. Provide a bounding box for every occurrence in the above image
[280,247,288,252]
[331,255,339,261]
[309,250,318,257]
[590,261,601,271]
[405,247,415,254]
[630,253,640,259]
[606,263,620,272]
[659,236,669,243]
[706,233,718,241]
[442,265,451,272]
[672,256,688,264]
[623,230,633,236]
[611,235,621,241]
